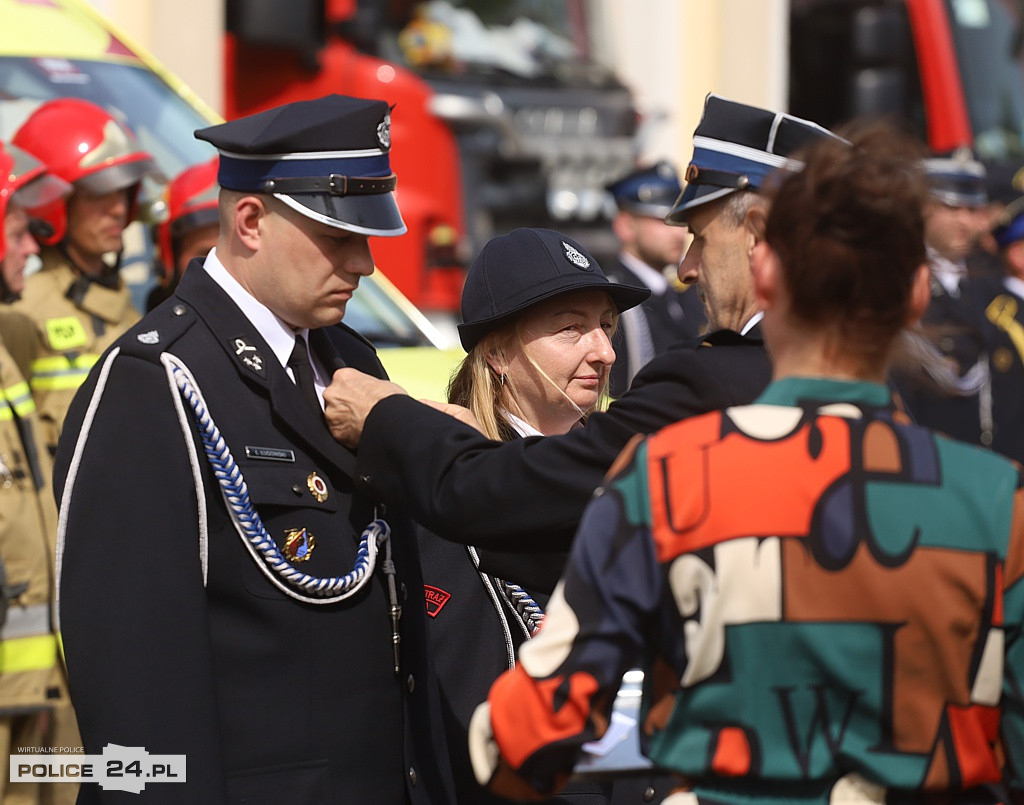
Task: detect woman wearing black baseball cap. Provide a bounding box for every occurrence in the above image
[420,227,648,804]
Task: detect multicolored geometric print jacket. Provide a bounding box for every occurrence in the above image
[469,378,1024,804]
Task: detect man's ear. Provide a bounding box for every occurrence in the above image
[751,241,779,311]
[233,195,266,253]
[906,263,931,326]
[745,202,768,243]
[610,210,634,244]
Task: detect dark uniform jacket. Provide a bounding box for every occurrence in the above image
[605,258,705,397]
[894,273,992,446]
[979,277,1024,464]
[53,263,454,804]
[355,326,773,555]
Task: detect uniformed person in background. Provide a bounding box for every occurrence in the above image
[53,94,454,804]
[892,150,994,446]
[146,156,220,313]
[9,98,161,457]
[0,142,73,805]
[605,162,705,395]
[978,196,1024,465]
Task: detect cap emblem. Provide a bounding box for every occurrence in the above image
[377,114,392,150]
[562,241,592,270]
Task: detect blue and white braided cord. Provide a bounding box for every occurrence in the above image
[168,358,388,603]
[497,579,544,636]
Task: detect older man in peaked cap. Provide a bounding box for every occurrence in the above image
[321,94,843,548]
[52,94,454,804]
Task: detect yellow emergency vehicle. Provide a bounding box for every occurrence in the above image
[0,0,462,402]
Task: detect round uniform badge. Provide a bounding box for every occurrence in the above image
[307,472,329,503]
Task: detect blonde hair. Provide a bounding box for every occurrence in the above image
[448,301,618,441]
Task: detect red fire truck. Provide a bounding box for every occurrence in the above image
[224,0,640,313]
[789,0,1024,163]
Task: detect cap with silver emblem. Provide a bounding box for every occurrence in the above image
[666,94,844,225]
[194,94,406,237]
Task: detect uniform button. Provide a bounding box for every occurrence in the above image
[406,674,415,693]
[643,785,656,802]
[172,304,187,316]
[291,484,303,495]
[358,473,371,485]
[408,767,417,786]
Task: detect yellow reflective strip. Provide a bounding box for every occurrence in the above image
[0,634,58,673]
[30,354,100,392]
[2,382,35,417]
[32,355,99,372]
[0,404,13,421]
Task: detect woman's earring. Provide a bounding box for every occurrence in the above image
[500,373,505,387]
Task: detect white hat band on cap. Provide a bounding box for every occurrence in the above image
[216,147,387,161]
[691,135,807,173]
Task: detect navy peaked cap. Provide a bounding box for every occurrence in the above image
[194,94,405,237]
[666,94,843,225]
[607,161,682,218]
[457,228,650,351]
[923,149,988,208]
[993,195,1024,249]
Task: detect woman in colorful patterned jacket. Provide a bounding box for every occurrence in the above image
[467,123,1024,804]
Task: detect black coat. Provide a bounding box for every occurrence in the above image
[978,279,1024,465]
[893,274,992,446]
[54,264,454,804]
[355,327,772,553]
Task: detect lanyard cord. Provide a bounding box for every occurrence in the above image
[163,353,393,606]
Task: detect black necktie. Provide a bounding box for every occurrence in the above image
[288,335,322,417]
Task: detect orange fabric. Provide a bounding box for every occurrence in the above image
[490,669,599,769]
[647,414,852,563]
[946,703,1001,788]
[710,726,752,776]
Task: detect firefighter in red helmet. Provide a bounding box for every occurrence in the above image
[146,156,219,312]
[9,98,162,456]
[0,141,72,805]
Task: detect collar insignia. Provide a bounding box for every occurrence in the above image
[229,336,266,378]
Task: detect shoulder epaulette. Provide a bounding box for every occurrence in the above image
[116,299,198,362]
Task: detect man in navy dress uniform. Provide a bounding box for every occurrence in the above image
[605,162,706,395]
[53,95,454,804]
[892,150,995,446]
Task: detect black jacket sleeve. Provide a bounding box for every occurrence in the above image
[354,335,771,549]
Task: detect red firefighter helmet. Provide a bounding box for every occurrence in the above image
[11,98,161,245]
[0,141,71,263]
[156,156,220,278]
